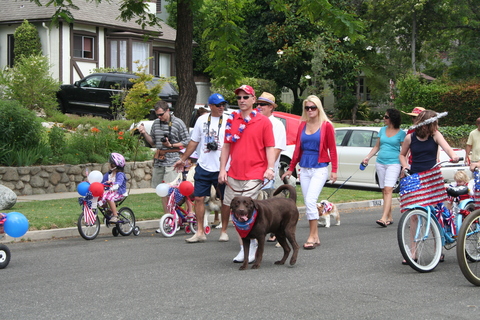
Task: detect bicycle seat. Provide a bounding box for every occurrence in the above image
[446,185,469,197]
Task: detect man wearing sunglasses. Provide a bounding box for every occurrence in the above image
[218,85,276,263]
[139,100,190,218]
[173,93,228,243]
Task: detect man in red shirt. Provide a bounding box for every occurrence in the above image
[218,85,276,263]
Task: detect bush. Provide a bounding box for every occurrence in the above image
[13,20,42,61]
[334,95,369,120]
[438,124,476,149]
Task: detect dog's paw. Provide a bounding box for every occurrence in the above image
[335,221,341,226]
[274,260,285,265]
[251,264,261,269]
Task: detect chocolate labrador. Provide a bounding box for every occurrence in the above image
[230,184,299,270]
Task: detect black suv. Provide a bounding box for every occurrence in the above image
[57,72,178,119]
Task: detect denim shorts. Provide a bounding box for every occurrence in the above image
[193,165,225,199]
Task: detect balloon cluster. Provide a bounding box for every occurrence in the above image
[155,181,194,197]
[77,170,104,197]
[1,212,29,238]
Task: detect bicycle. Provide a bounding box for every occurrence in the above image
[77,187,140,240]
[456,168,480,285]
[158,186,211,238]
[397,159,476,272]
[0,214,10,268]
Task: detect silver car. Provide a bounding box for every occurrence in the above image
[333,127,467,189]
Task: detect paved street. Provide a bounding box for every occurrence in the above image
[1,204,479,319]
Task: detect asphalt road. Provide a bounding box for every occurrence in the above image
[1,205,479,319]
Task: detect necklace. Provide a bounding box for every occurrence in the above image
[225,110,258,142]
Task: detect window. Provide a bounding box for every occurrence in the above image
[336,130,348,146]
[132,41,150,71]
[156,0,162,13]
[74,35,94,59]
[110,40,127,69]
[156,52,171,77]
[103,76,127,90]
[7,34,14,67]
[79,75,103,88]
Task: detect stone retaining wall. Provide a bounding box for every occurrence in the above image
[0,161,154,196]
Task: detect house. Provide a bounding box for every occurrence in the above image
[0,0,177,86]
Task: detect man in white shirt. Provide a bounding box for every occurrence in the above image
[466,117,480,165]
[174,93,227,243]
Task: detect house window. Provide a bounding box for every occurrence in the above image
[132,41,150,71]
[156,0,162,13]
[110,40,127,69]
[73,35,94,59]
[155,52,171,77]
[7,34,14,67]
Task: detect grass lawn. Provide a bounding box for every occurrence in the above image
[5,185,382,231]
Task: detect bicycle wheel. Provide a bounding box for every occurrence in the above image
[159,213,177,238]
[397,208,443,272]
[77,213,100,240]
[0,244,11,269]
[117,207,135,236]
[457,209,480,285]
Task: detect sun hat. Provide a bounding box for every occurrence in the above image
[208,93,227,105]
[257,92,277,108]
[234,85,255,96]
[401,107,425,117]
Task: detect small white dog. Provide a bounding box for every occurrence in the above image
[317,200,340,228]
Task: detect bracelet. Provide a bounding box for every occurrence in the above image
[268,167,274,171]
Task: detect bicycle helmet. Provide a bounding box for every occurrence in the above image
[109,153,125,168]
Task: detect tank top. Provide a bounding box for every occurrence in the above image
[410,133,438,173]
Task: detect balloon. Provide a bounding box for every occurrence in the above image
[179,181,194,197]
[89,182,104,197]
[4,212,29,238]
[77,181,91,196]
[88,170,103,183]
[155,183,170,197]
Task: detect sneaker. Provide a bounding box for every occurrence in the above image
[248,240,257,263]
[185,233,206,243]
[109,216,119,223]
[218,232,229,242]
[233,246,244,263]
[155,229,162,234]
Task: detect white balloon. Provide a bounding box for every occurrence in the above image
[156,183,170,197]
[88,170,103,183]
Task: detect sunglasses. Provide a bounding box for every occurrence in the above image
[236,95,250,100]
[304,106,318,111]
[215,103,227,108]
[156,112,165,117]
[257,103,271,107]
[384,115,390,119]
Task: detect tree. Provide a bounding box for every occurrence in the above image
[13,19,42,63]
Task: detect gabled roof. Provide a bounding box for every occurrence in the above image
[0,0,176,41]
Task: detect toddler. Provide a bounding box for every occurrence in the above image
[98,153,128,223]
[446,170,472,210]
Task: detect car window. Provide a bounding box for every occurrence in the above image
[103,76,127,90]
[274,116,287,129]
[335,130,348,146]
[348,130,373,147]
[79,75,103,88]
[370,131,379,147]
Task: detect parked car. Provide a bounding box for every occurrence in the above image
[57,72,178,119]
[332,127,467,189]
[133,106,302,177]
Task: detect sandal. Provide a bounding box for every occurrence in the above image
[386,220,394,225]
[376,220,387,227]
[303,242,320,250]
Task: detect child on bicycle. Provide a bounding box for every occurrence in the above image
[98,153,128,223]
[445,170,473,211]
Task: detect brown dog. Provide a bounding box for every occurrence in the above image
[230,184,299,270]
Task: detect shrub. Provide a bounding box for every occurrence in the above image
[334,95,369,120]
[13,20,42,62]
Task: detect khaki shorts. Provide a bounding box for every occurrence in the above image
[152,166,179,188]
[223,177,263,206]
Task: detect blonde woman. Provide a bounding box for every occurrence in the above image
[282,95,337,250]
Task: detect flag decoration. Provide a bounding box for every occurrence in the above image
[399,167,447,212]
[474,170,480,210]
[79,192,96,226]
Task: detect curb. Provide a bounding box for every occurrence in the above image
[0,198,397,243]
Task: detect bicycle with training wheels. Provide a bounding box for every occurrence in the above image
[456,168,480,285]
[77,186,140,240]
[158,186,211,238]
[397,159,476,272]
[0,214,10,269]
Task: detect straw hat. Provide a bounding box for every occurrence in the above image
[401,107,425,117]
[257,92,277,108]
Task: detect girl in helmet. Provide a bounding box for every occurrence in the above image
[98,153,128,223]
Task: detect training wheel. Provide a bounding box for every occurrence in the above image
[185,225,192,234]
[112,227,119,237]
[0,244,11,269]
[204,225,211,235]
[133,226,140,236]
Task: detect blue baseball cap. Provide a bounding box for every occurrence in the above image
[208,93,227,105]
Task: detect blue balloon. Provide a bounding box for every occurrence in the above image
[4,212,29,238]
[77,181,91,196]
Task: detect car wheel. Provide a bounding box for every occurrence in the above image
[279,155,296,179]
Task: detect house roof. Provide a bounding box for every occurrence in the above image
[0,0,176,42]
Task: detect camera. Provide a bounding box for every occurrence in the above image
[160,134,169,143]
[206,142,218,151]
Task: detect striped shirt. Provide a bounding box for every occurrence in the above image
[150,114,190,166]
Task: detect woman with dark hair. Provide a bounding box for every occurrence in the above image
[363,108,405,227]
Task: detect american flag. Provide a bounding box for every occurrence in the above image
[399,167,447,212]
[83,202,96,226]
[474,170,480,210]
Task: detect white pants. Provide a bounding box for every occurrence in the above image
[300,167,329,220]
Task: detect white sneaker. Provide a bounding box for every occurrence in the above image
[249,240,257,263]
[233,246,244,263]
[155,228,162,234]
[218,232,229,242]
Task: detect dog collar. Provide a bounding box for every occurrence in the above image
[231,209,258,238]
[322,201,333,215]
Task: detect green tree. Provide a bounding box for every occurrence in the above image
[13,19,42,63]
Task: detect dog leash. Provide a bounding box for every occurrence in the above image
[326,162,367,201]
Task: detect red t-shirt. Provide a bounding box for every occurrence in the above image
[225,112,275,180]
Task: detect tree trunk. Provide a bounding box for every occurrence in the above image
[175,0,198,124]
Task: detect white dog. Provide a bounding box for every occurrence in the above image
[317,200,340,228]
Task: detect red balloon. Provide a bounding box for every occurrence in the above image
[178,181,194,197]
[89,182,104,197]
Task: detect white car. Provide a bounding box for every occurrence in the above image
[332,127,467,189]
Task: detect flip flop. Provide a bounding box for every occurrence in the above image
[303,242,320,250]
[376,220,387,227]
[386,220,394,226]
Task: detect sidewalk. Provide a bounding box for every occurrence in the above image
[2,189,398,243]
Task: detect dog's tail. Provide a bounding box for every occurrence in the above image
[273,184,297,203]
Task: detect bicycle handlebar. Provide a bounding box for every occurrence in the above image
[403,157,465,177]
